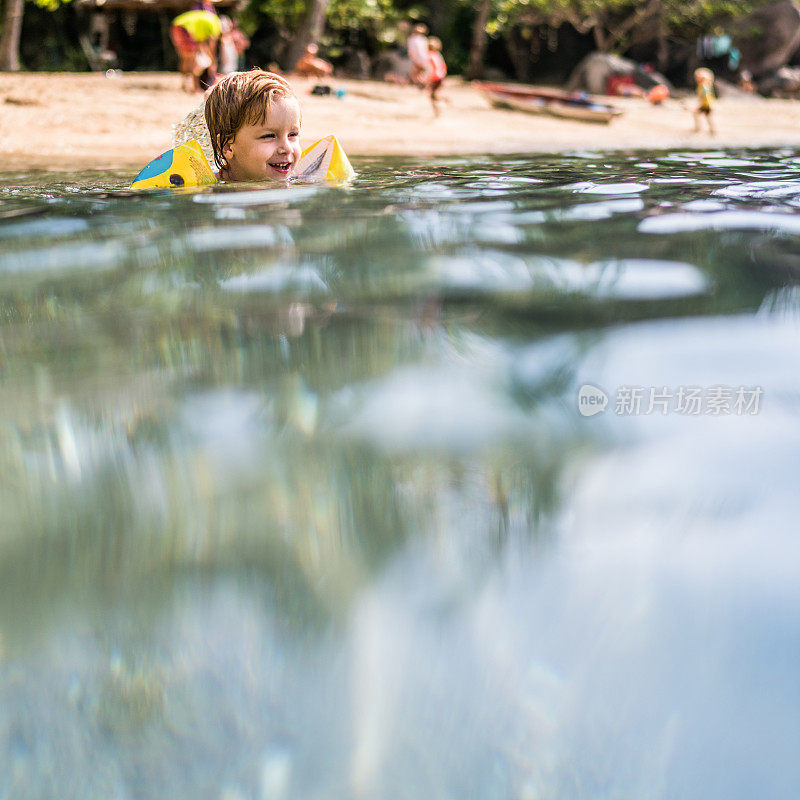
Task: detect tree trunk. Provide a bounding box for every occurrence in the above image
[600,0,663,55]
[466,0,491,80]
[504,29,528,81]
[0,0,25,72]
[656,17,668,72]
[285,0,330,73]
[427,0,447,39]
[592,24,609,53]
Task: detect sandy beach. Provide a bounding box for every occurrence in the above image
[3,71,800,172]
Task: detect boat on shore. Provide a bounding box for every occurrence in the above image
[475,81,624,124]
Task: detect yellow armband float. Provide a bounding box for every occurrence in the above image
[131,139,216,189]
[295,135,355,183]
[131,135,354,189]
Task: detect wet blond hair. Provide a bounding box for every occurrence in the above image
[205,69,298,169]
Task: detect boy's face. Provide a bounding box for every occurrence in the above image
[222,96,302,182]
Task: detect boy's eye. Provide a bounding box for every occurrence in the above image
[260,133,275,139]
[289,132,299,138]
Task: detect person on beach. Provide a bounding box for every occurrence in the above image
[738,69,755,93]
[230,20,250,71]
[407,23,429,87]
[218,16,238,75]
[205,69,302,182]
[693,67,716,135]
[171,8,221,92]
[293,43,333,79]
[427,37,447,116]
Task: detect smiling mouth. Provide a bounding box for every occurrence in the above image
[269,161,293,173]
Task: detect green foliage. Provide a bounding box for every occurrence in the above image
[8,0,773,74]
[326,0,403,42]
[477,0,770,53]
[31,0,73,11]
[247,0,306,30]
[490,0,767,24]
[661,0,758,31]
[237,0,772,75]
[245,0,410,45]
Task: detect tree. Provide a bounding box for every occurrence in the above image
[285,0,331,70]
[250,0,403,70]
[493,0,665,54]
[0,0,25,71]
[461,0,767,82]
[491,0,767,55]
[467,0,492,79]
[1,0,74,72]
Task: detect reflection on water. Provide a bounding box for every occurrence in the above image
[1,150,799,798]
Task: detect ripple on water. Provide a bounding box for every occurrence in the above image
[554,197,643,221]
[430,255,709,301]
[0,239,128,276]
[187,224,294,253]
[712,180,800,203]
[220,264,329,294]
[192,185,321,206]
[639,209,800,235]
[570,181,650,195]
[334,365,530,454]
[0,217,89,240]
[563,258,710,300]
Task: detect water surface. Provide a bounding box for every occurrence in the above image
[1,149,799,799]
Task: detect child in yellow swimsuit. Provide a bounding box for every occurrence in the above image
[693,67,716,135]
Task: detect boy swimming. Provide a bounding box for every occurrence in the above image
[205,69,302,182]
[132,68,354,189]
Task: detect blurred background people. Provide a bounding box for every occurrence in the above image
[693,66,716,135]
[230,19,250,72]
[427,36,446,116]
[218,16,236,74]
[293,43,333,79]
[218,16,249,75]
[170,7,221,92]
[407,23,429,87]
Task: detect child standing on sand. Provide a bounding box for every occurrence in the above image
[205,69,302,182]
[427,37,447,117]
[693,67,716,135]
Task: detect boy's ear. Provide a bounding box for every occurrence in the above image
[219,133,233,161]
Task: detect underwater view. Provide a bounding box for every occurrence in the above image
[1,148,799,799]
